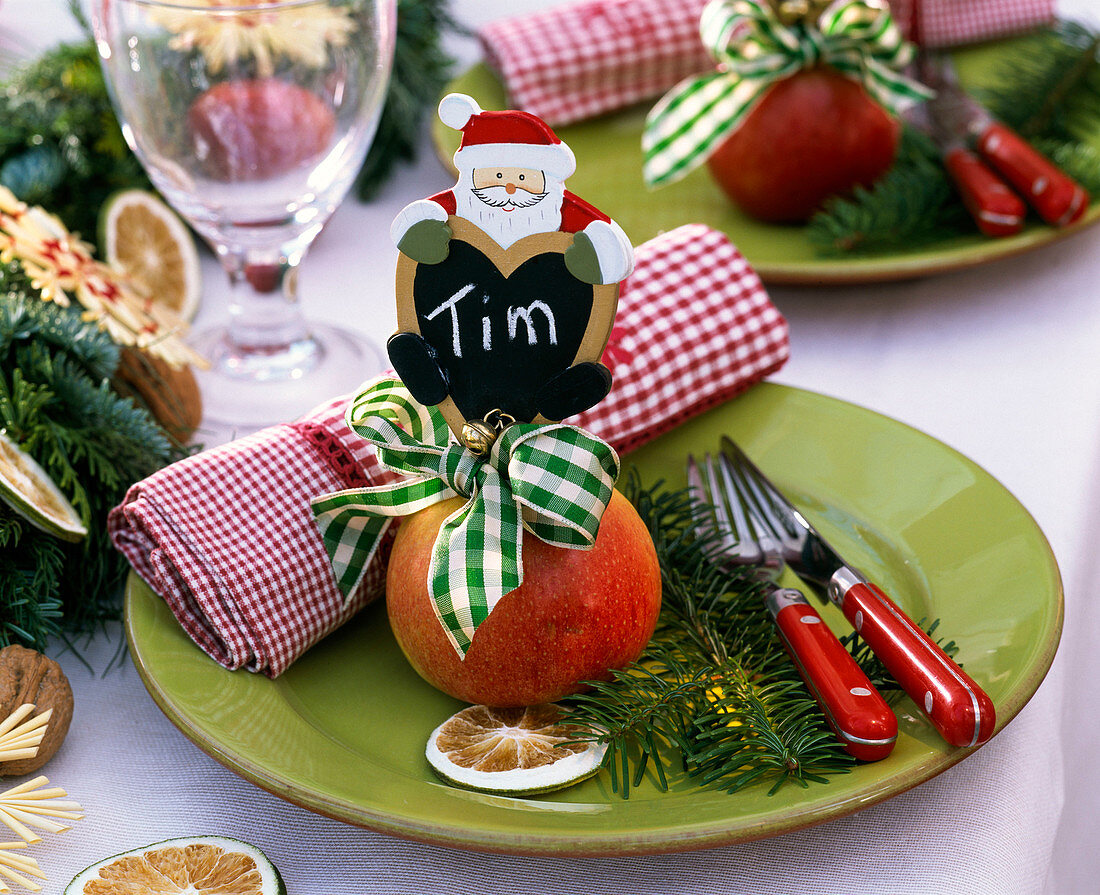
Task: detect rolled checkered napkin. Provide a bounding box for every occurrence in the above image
[108,223,789,678]
[479,0,1055,127]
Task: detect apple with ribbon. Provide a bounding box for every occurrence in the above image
[311,96,659,706]
[643,0,932,223]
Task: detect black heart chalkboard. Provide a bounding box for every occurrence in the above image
[395,218,619,437]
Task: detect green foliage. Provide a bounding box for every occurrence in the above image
[809,22,1100,256]
[807,126,969,255]
[356,0,461,200]
[563,476,855,797]
[0,40,151,239]
[0,265,189,647]
[978,20,1100,142]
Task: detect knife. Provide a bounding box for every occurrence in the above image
[722,436,997,749]
[921,52,1087,228]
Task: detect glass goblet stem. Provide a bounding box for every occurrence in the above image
[217,242,316,375]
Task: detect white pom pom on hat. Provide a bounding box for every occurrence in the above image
[441,93,576,181]
[438,93,482,131]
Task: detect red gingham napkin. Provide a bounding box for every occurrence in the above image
[479,0,1055,127]
[892,0,1054,47]
[109,224,789,677]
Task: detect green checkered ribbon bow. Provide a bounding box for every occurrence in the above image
[643,0,931,187]
[310,376,620,657]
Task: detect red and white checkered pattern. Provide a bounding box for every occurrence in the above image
[479,0,711,127]
[479,0,1055,127]
[891,0,1053,47]
[577,224,787,451]
[108,224,788,678]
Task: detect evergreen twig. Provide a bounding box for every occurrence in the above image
[562,473,856,797]
[0,263,189,647]
[809,22,1100,255]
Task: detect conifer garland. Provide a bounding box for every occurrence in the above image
[1,262,190,649]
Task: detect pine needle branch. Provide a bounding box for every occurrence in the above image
[810,22,1100,255]
[562,474,855,797]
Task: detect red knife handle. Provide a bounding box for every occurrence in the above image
[828,568,996,748]
[976,123,1088,226]
[943,147,1026,238]
[767,588,897,762]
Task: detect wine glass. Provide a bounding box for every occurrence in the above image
[93,0,395,428]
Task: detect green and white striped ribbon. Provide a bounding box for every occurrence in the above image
[643,0,932,187]
[310,376,620,658]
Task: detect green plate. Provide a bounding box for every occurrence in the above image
[434,39,1100,285]
[125,384,1062,854]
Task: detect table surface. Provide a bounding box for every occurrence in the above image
[6,1,1100,892]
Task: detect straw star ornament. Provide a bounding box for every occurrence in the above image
[0,186,204,369]
[0,704,83,892]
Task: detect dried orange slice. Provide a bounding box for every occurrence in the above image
[99,189,202,321]
[65,836,283,895]
[426,704,606,796]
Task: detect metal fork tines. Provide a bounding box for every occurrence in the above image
[686,451,898,762]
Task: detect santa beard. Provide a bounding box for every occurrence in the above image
[455,172,565,249]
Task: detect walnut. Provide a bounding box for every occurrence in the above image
[0,645,74,775]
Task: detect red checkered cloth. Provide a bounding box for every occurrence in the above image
[479,0,1055,127]
[108,224,789,677]
[892,0,1054,47]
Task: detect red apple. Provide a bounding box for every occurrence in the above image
[386,490,662,706]
[188,78,336,182]
[706,66,900,223]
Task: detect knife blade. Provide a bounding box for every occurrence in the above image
[921,52,1087,228]
[722,436,997,749]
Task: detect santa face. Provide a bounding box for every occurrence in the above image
[456,165,564,249]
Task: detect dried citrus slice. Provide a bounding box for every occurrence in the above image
[99,189,202,321]
[426,704,606,796]
[0,432,86,543]
[65,836,284,895]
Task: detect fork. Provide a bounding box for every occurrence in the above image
[687,452,898,762]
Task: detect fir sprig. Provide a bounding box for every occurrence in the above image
[356,0,462,200]
[809,22,1100,255]
[562,474,856,797]
[978,20,1100,142]
[806,127,970,254]
[1,264,189,646]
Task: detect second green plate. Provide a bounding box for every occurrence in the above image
[435,39,1100,285]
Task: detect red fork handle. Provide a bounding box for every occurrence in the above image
[767,588,897,762]
[943,146,1026,237]
[976,122,1088,226]
[828,568,996,748]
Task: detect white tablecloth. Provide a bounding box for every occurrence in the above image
[7,1,1100,891]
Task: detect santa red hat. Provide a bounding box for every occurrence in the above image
[439,93,576,182]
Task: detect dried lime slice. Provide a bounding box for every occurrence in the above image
[99,189,202,321]
[65,836,285,895]
[426,704,606,796]
[0,432,86,543]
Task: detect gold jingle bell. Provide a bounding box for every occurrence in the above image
[769,0,832,26]
[459,409,516,458]
[460,419,498,457]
